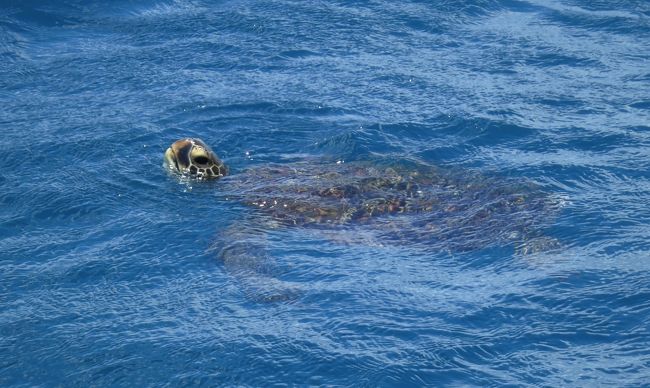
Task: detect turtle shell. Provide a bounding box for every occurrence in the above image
[217,160,561,250]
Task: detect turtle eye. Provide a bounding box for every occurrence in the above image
[194,155,210,165]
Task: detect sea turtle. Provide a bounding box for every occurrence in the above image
[164,138,562,300]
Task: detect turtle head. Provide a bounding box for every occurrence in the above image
[164,138,228,180]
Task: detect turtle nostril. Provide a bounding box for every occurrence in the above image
[194,156,210,165]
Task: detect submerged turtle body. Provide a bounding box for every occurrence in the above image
[165,138,560,251]
[225,162,556,250]
[165,138,561,301]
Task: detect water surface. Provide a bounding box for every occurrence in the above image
[1,0,650,385]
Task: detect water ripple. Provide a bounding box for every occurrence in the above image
[2,0,650,386]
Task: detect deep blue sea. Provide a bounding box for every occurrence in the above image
[2,0,650,386]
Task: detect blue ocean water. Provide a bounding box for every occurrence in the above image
[2,0,650,385]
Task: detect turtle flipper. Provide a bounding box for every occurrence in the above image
[214,221,302,302]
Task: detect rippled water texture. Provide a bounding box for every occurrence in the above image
[2,0,650,385]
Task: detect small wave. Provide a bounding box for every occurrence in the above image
[128,0,206,19]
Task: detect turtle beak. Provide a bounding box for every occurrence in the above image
[164,138,194,172]
[164,147,179,172]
